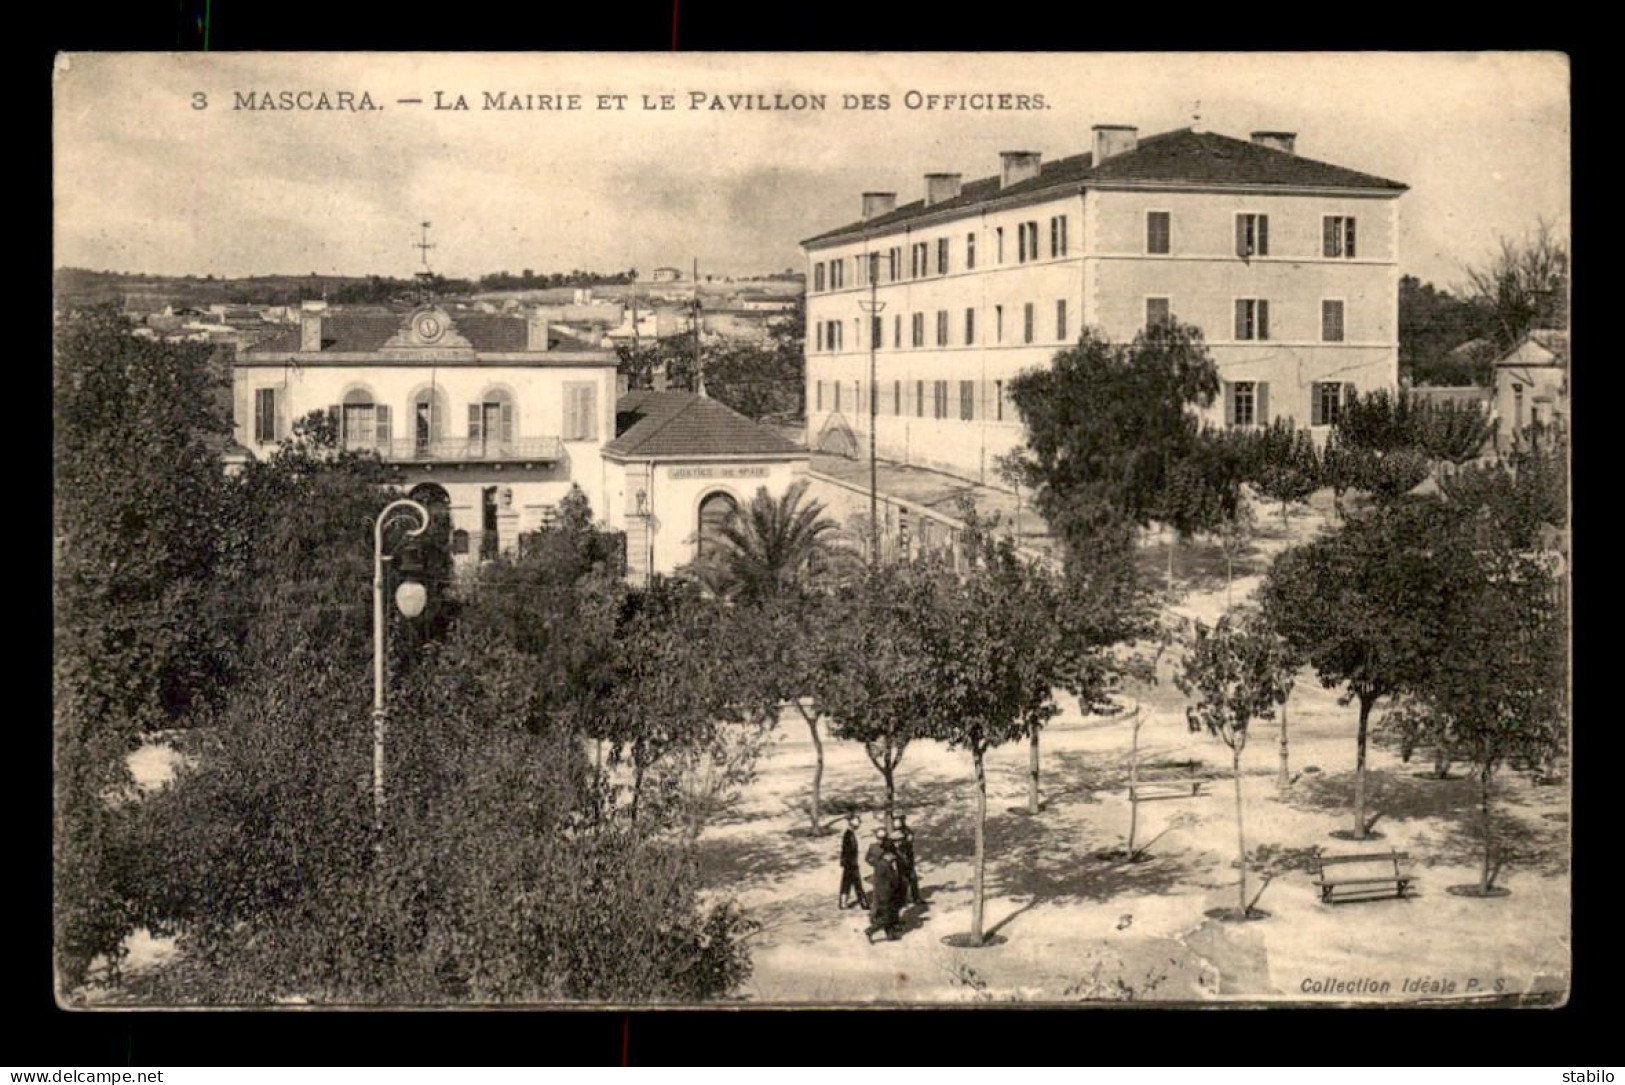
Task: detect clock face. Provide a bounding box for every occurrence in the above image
[414,312,445,343]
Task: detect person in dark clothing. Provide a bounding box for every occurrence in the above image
[837,813,869,910]
[895,815,924,905]
[865,831,901,943]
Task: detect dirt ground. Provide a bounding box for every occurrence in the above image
[692,494,1571,1004]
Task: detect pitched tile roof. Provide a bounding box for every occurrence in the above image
[805,128,1407,246]
[605,391,806,459]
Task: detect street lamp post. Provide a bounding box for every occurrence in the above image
[373,498,431,835]
[859,258,886,565]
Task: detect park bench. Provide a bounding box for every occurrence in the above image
[1127,776,1209,803]
[1313,850,1415,904]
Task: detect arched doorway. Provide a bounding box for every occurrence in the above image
[696,491,739,561]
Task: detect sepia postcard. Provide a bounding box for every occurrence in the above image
[52,51,1571,1008]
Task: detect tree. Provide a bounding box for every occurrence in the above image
[1416,398,1497,476]
[813,565,934,827]
[1175,611,1295,917]
[1386,514,1566,894]
[1259,499,1455,839]
[597,578,754,829]
[687,480,852,601]
[912,538,1116,946]
[1463,217,1569,353]
[725,593,832,834]
[54,306,235,990]
[128,622,756,1003]
[1006,323,1220,566]
[1251,418,1322,532]
[1398,275,1496,387]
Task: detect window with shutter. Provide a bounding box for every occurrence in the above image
[1345,218,1356,258]
[1023,303,1034,344]
[1324,218,1339,258]
[1056,299,1067,341]
[500,402,514,444]
[255,387,276,443]
[1146,297,1171,330]
[1310,382,1323,426]
[1258,215,1269,255]
[937,310,948,346]
[1257,299,1270,340]
[966,233,976,269]
[960,380,975,421]
[1223,382,1236,427]
[965,308,975,344]
[893,380,901,415]
[468,403,482,441]
[1322,299,1345,342]
[375,404,391,445]
[1256,382,1269,426]
[1235,300,1249,340]
[1147,211,1171,254]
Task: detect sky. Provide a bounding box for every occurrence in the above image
[53,52,1569,289]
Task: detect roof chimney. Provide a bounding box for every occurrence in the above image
[861,192,897,221]
[999,151,1042,188]
[1092,125,1138,164]
[299,300,326,352]
[526,311,550,351]
[1251,131,1296,154]
[925,173,963,206]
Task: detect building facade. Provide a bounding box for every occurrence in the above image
[802,125,1407,485]
[235,301,620,563]
[1492,329,1568,453]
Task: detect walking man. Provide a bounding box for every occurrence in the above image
[838,813,869,910]
[895,815,924,906]
[865,829,900,943]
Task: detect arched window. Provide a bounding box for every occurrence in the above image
[338,386,389,450]
[696,491,738,561]
[409,386,450,455]
[468,386,517,453]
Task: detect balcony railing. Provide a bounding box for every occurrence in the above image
[342,436,567,464]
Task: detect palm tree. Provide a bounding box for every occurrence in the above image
[691,480,852,602]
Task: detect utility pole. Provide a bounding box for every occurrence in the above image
[692,257,705,397]
[858,253,886,565]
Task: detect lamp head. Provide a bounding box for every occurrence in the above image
[395,580,428,619]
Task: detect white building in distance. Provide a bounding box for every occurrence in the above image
[802,124,1407,485]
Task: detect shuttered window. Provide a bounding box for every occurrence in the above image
[563,383,598,441]
[1235,299,1270,341]
[1147,211,1171,254]
[959,380,975,421]
[1056,299,1067,341]
[933,381,948,419]
[1324,216,1357,258]
[1023,303,1035,344]
[255,387,277,444]
[1236,213,1269,257]
[936,310,948,346]
[1146,297,1171,330]
[965,308,976,345]
[1322,299,1346,342]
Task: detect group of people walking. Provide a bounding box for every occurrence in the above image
[837,812,925,943]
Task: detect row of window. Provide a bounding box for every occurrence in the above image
[811,211,1362,291]
[1152,211,1357,259]
[813,295,1349,350]
[250,383,600,445]
[814,377,1015,423]
[1145,298,1346,342]
[814,301,1069,351]
[810,215,1071,291]
[811,377,1355,429]
[1225,380,1353,427]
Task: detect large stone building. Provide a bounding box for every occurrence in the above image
[234,301,807,580]
[802,124,1408,486]
[235,301,621,563]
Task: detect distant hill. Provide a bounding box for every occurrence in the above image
[55,267,807,312]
